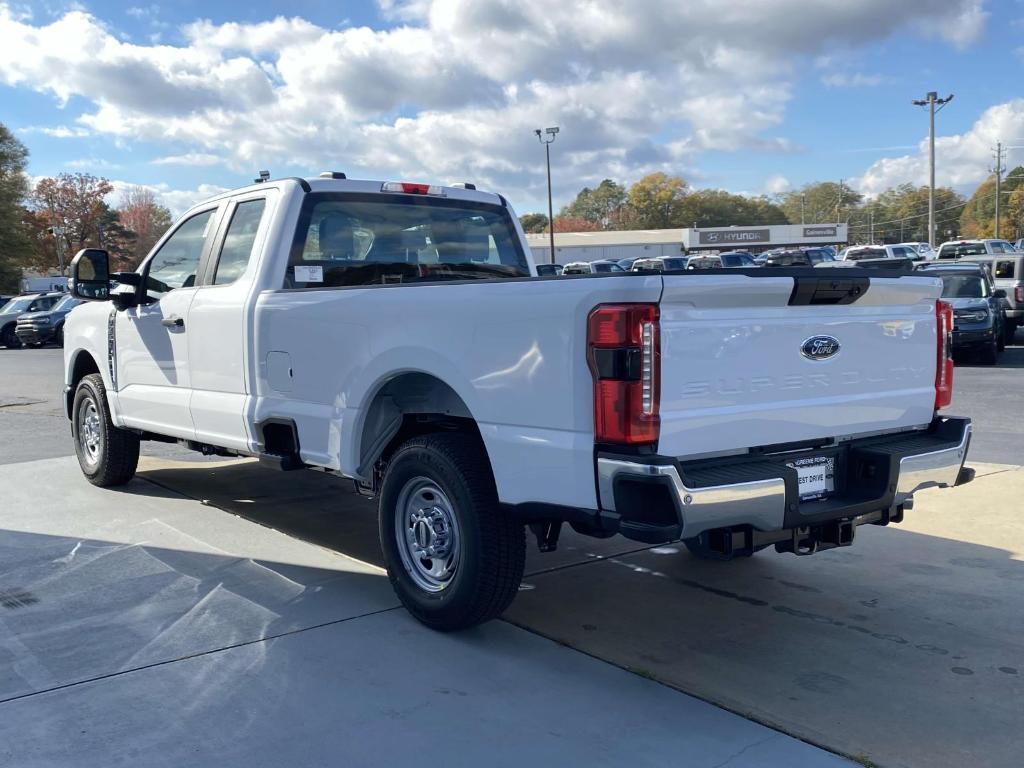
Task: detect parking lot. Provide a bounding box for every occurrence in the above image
[1,344,1022,767]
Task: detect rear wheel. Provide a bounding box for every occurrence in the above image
[378,432,525,631]
[55,324,64,348]
[72,373,140,486]
[1,324,21,349]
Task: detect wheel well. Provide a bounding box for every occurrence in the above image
[358,372,480,480]
[66,351,101,417]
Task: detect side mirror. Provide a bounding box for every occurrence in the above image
[993,288,1007,299]
[69,249,110,301]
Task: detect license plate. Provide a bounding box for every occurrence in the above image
[788,455,835,500]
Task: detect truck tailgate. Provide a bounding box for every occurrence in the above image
[657,273,942,459]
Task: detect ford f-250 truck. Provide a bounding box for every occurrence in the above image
[64,174,974,630]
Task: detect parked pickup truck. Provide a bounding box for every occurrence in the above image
[64,175,974,630]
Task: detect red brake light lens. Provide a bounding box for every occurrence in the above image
[935,300,954,410]
[587,304,660,445]
[381,181,444,195]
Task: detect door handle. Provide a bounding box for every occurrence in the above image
[161,316,184,328]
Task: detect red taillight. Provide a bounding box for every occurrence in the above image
[1015,285,1023,304]
[587,304,660,445]
[935,300,954,410]
[381,181,443,195]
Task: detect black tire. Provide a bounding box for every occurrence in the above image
[55,324,64,348]
[72,373,140,487]
[378,432,525,631]
[1,324,21,349]
[980,336,999,365]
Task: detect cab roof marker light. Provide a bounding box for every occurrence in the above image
[381,182,446,196]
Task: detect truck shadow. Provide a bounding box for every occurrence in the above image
[133,458,1024,768]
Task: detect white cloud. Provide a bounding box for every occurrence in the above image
[821,72,889,88]
[103,179,229,217]
[0,1,991,204]
[151,152,224,166]
[764,174,791,194]
[852,99,1024,196]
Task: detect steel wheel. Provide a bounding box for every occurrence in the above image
[394,477,461,593]
[77,398,103,468]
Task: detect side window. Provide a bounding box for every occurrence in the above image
[991,242,1006,254]
[994,260,1014,279]
[146,209,215,299]
[213,199,266,285]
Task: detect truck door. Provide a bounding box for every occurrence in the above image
[115,206,220,439]
[186,192,273,452]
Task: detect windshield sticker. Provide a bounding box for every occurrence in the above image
[295,265,323,283]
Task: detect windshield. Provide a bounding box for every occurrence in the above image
[52,295,79,312]
[941,275,985,298]
[661,258,688,270]
[592,262,624,273]
[0,297,33,315]
[288,193,529,287]
[846,248,887,261]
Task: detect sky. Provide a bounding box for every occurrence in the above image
[1,0,1022,217]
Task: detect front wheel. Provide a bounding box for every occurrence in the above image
[1,324,21,349]
[378,432,525,631]
[72,374,140,486]
[980,336,999,365]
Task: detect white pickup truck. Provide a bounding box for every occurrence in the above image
[64,174,974,630]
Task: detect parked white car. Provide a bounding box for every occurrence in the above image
[63,175,973,630]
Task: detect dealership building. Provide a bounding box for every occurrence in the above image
[525,223,848,264]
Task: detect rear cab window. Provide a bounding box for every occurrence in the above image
[286,193,529,288]
[993,260,1016,279]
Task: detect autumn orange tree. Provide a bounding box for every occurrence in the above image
[118,185,172,267]
[26,173,138,273]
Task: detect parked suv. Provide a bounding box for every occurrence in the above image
[0,292,64,348]
[918,263,1007,363]
[685,251,757,269]
[953,253,1024,336]
[15,294,82,347]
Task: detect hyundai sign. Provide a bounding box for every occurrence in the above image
[697,229,770,245]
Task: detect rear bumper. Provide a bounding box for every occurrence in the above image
[595,417,971,545]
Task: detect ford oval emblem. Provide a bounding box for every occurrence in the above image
[801,335,840,360]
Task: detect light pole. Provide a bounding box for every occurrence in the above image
[535,127,559,264]
[912,92,954,247]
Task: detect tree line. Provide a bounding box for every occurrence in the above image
[520,171,1024,245]
[0,121,171,293]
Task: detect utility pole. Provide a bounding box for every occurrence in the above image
[836,179,843,224]
[912,92,954,247]
[534,127,560,264]
[801,194,805,224]
[994,141,1004,238]
[870,210,874,243]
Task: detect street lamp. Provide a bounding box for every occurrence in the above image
[535,126,559,264]
[912,92,954,247]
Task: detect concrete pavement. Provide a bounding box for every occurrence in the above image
[0,456,852,768]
